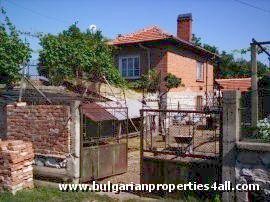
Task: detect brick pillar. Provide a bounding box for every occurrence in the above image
[222,90,241,201]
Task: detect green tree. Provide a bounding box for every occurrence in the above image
[0,8,31,85]
[38,24,123,85]
[132,69,183,135]
[191,34,269,79]
[131,69,183,96]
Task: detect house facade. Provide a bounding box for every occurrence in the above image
[110,13,219,110]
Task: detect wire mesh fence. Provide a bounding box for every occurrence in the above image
[240,89,270,141]
[141,109,222,159]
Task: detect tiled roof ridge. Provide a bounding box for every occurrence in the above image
[111,25,219,58]
[115,25,171,40]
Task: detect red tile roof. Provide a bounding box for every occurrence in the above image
[215,78,251,92]
[110,26,171,45]
[110,26,218,58]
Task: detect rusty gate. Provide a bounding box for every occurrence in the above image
[80,143,127,182]
[80,103,128,182]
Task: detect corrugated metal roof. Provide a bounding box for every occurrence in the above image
[83,99,152,122]
[82,103,117,122]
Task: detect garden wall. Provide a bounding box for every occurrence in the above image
[5,103,71,157]
[3,102,81,183]
[142,156,219,186]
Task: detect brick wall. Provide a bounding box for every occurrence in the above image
[0,140,34,194]
[114,43,213,94]
[167,47,213,93]
[114,43,214,109]
[6,104,71,157]
[0,103,6,138]
[166,47,214,109]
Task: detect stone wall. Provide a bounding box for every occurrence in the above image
[222,90,270,202]
[5,103,71,157]
[0,140,34,194]
[235,142,270,201]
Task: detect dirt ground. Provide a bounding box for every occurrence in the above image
[100,128,219,185]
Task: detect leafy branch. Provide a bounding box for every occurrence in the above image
[0,7,31,85]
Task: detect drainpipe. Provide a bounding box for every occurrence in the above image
[205,55,219,110]
[205,60,208,108]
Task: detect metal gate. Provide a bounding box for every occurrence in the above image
[79,103,128,182]
[80,143,127,182]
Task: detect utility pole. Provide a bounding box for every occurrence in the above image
[250,38,270,128]
[251,42,258,128]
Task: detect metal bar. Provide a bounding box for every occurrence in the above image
[142,149,219,160]
[141,108,221,114]
[252,39,270,57]
[79,106,83,182]
[192,113,195,154]
[24,77,52,104]
[140,109,144,184]
[218,110,223,184]
[251,40,270,45]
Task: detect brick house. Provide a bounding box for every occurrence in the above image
[110,13,219,110]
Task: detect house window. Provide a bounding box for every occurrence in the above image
[196,62,204,81]
[119,56,140,78]
[196,96,203,110]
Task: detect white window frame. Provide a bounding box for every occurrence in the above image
[119,55,140,79]
[196,61,204,81]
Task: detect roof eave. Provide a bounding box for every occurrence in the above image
[110,37,220,61]
[168,36,220,59]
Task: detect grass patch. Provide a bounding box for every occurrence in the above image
[0,187,116,202]
[0,187,221,202]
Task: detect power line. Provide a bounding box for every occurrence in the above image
[3,0,71,24]
[234,0,270,14]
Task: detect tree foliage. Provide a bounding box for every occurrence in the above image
[191,34,269,79]
[38,24,123,86]
[164,73,183,90]
[131,69,183,95]
[0,8,31,85]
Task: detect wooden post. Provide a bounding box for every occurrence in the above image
[222,90,241,202]
[251,43,258,128]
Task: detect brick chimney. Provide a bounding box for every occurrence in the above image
[177,13,192,42]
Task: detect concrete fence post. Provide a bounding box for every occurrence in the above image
[222,90,241,202]
[67,100,81,183]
